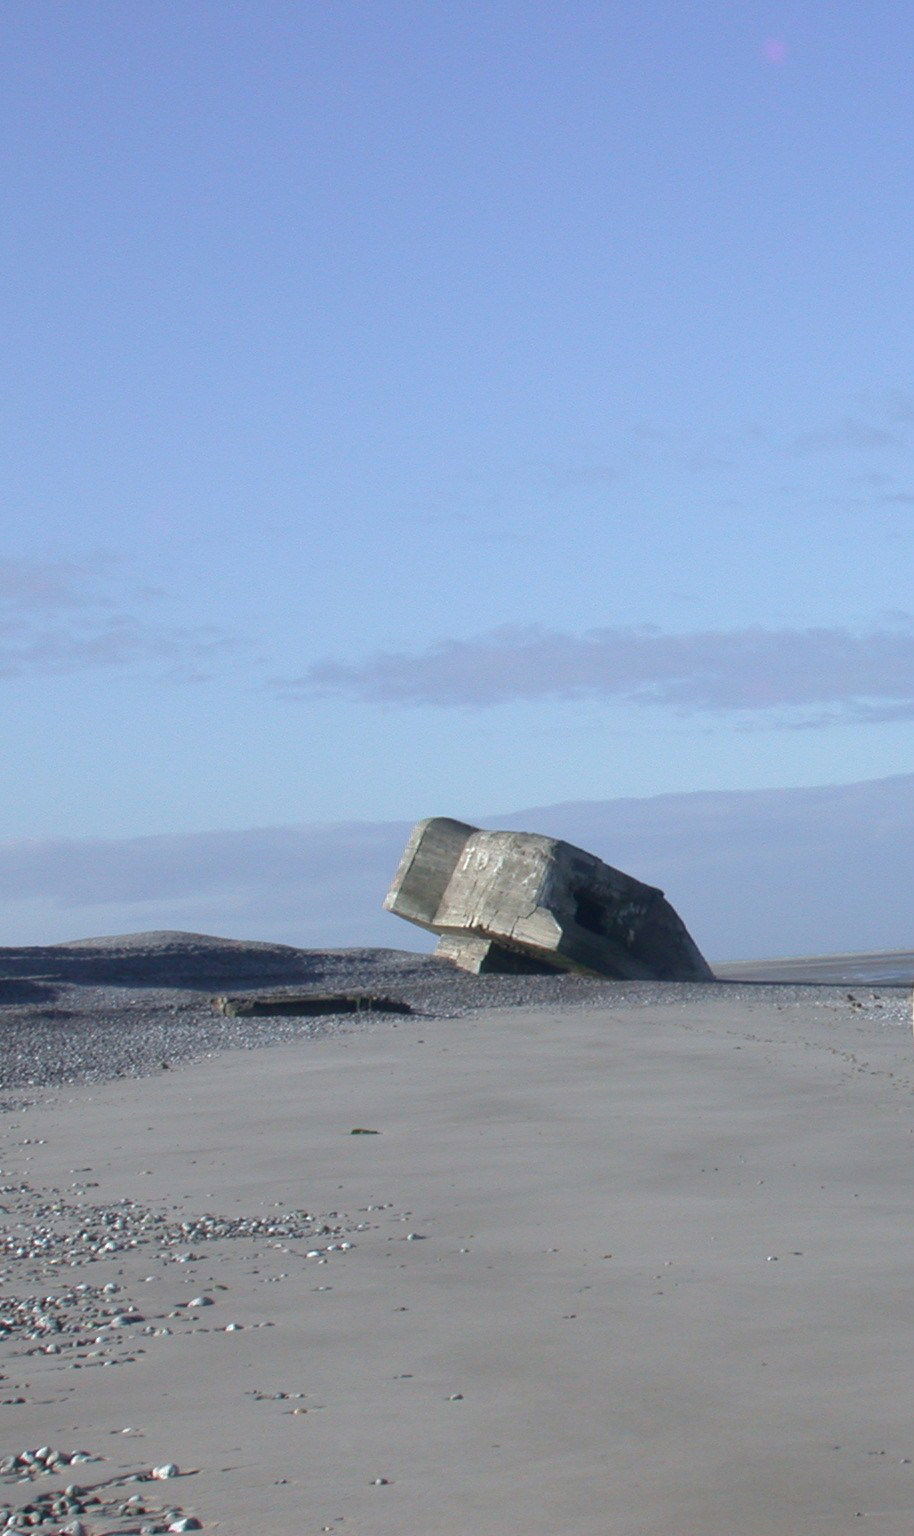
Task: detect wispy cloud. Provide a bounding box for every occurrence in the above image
[0,557,239,681]
[277,619,914,721]
[788,419,904,455]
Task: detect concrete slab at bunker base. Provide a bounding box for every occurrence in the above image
[383,817,714,982]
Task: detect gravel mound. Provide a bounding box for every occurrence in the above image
[0,930,909,1097]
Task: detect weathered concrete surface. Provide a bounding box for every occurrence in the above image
[383,818,713,981]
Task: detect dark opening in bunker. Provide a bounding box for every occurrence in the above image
[573,889,607,935]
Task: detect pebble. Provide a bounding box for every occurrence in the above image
[0,1447,95,1478]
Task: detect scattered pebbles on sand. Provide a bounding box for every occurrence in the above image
[0,1153,371,1533]
[0,1453,201,1533]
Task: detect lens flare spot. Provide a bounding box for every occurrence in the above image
[762,37,788,64]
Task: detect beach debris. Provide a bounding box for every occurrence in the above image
[384,817,713,980]
[211,992,413,1017]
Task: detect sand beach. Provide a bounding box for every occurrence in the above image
[1,936,914,1534]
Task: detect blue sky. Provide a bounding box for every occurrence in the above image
[4,0,914,849]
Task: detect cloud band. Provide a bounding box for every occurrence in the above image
[280,620,914,719]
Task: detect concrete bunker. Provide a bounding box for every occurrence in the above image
[383,817,713,982]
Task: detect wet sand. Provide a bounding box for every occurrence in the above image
[3,987,914,1534]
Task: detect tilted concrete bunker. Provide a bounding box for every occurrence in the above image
[383,817,713,981]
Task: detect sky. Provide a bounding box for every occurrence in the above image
[4,1,914,863]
